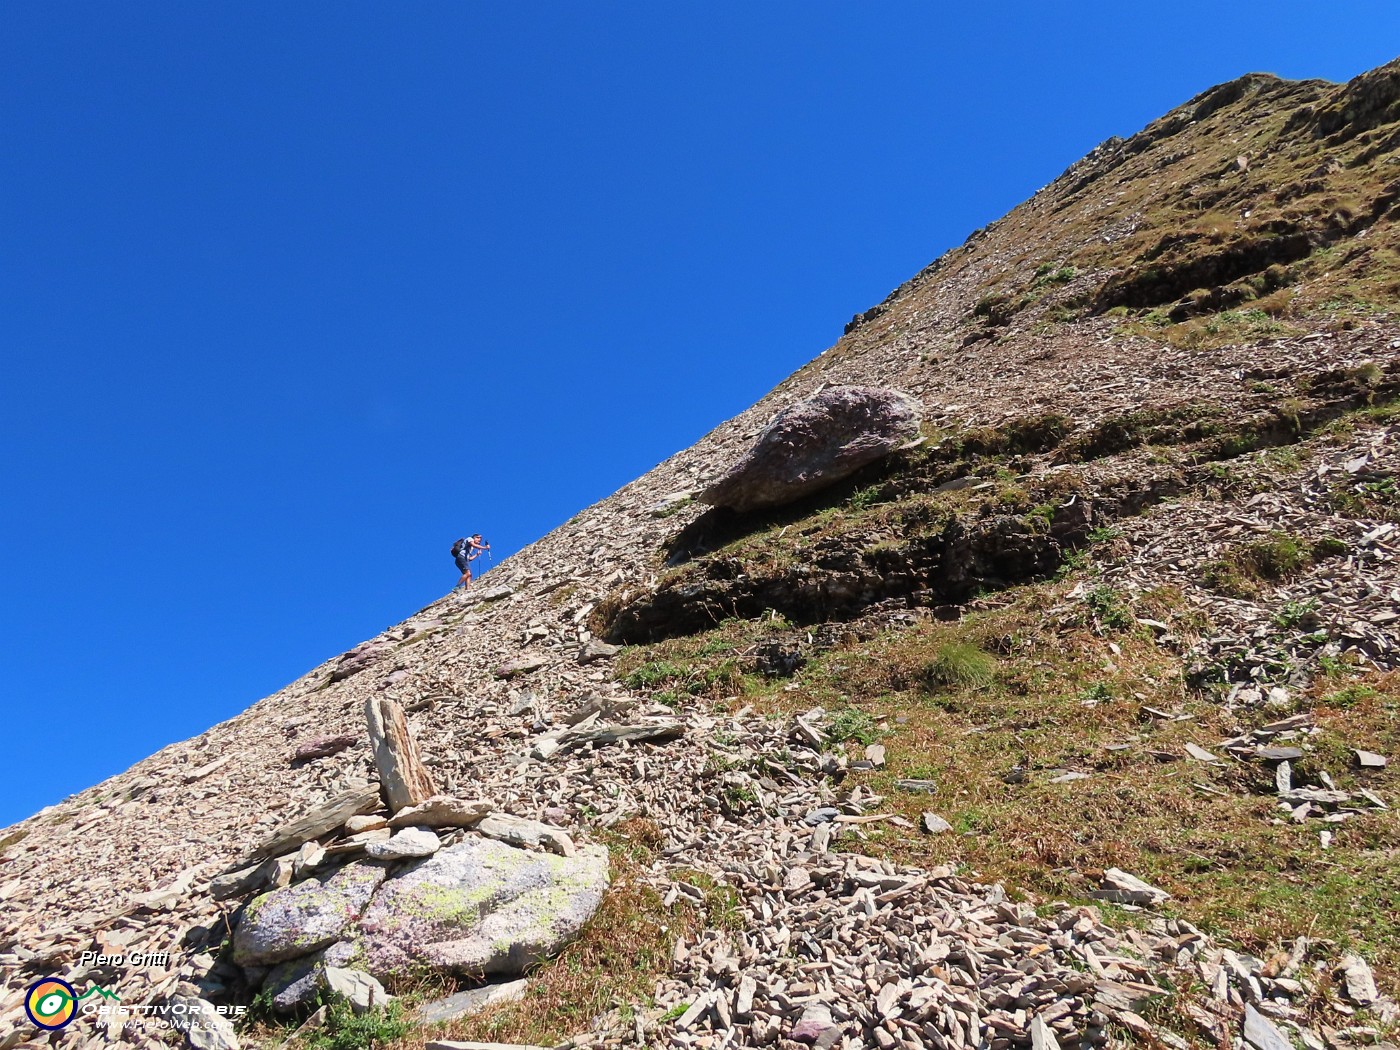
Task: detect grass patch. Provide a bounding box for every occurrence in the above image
[1199,531,1342,598]
[827,708,881,745]
[1083,584,1136,632]
[307,1003,410,1050]
[919,642,998,691]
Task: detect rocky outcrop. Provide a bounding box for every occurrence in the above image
[358,838,609,977]
[605,510,1079,643]
[227,835,608,1007]
[700,386,922,512]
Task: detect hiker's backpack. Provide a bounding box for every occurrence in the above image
[451,538,467,558]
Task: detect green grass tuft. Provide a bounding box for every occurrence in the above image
[920,642,998,691]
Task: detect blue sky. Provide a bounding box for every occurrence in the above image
[2,4,1395,827]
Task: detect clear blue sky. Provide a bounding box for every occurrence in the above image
[2,4,1395,826]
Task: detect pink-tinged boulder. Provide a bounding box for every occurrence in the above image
[701,386,922,512]
[232,863,387,966]
[357,838,609,977]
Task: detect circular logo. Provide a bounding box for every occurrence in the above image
[25,977,78,1030]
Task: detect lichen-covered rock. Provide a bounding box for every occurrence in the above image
[700,386,922,512]
[357,838,609,977]
[233,863,387,966]
[261,940,363,1014]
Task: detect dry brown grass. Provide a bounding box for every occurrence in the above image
[615,571,1400,1002]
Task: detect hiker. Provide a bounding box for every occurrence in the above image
[451,534,490,590]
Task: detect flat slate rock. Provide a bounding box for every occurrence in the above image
[1092,867,1170,906]
[495,655,549,678]
[227,783,382,871]
[921,813,953,834]
[389,795,490,829]
[1255,746,1305,762]
[415,979,528,1024]
[1243,1003,1293,1050]
[365,826,441,859]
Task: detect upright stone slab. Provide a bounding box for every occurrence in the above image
[365,697,438,813]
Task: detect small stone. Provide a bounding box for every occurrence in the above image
[864,744,886,768]
[495,655,548,679]
[1339,954,1378,1005]
[1092,868,1170,906]
[921,812,952,834]
[1354,750,1387,769]
[168,996,240,1050]
[1185,744,1220,763]
[293,840,326,878]
[1256,746,1305,762]
[735,975,757,1021]
[1030,1015,1061,1050]
[415,980,528,1024]
[365,827,441,859]
[476,813,575,856]
[790,1003,841,1047]
[875,982,900,1018]
[577,639,621,664]
[324,968,392,1014]
[894,779,937,794]
[474,585,515,603]
[293,734,358,763]
[210,857,283,901]
[784,866,813,894]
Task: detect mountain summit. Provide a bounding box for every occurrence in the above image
[3,58,1398,1050]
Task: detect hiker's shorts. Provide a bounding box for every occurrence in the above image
[454,553,472,574]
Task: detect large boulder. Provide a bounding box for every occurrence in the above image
[232,862,387,966]
[356,838,609,977]
[700,386,922,512]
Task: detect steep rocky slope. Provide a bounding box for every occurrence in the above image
[3,59,1399,1050]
